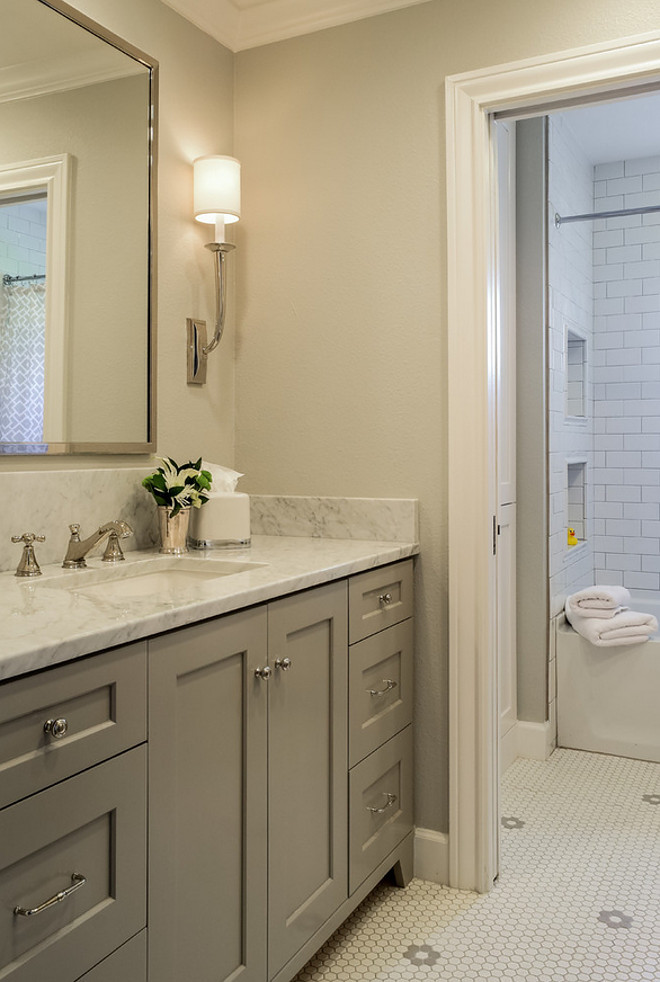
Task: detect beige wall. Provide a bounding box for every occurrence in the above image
[0,0,236,469]
[234,0,660,832]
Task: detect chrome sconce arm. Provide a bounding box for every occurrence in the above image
[203,241,235,355]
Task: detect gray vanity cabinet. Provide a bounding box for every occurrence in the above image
[148,581,348,982]
[267,581,348,979]
[0,558,413,982]
[148,606,268,982]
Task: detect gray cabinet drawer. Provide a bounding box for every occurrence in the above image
[0,643,146,809]
[76,931,146,982]
[349,620,413,767]
[349,726,413,894]
[0,746,146,982]
[348,560,413,643]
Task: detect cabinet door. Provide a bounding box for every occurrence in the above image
[267,580,348,979]
[149,607,268,982]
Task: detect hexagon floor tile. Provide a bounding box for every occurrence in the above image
[293,749,660,982]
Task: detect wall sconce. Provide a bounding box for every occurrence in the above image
[187,154,241,384]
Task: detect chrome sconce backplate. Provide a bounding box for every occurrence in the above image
[187,318,208,384]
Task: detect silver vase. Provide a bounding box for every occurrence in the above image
[158,506,190,555]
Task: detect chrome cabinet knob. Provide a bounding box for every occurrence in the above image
[44,717,69,739]
[378,592,393,607]
[274,658,292,671]
[254,666,272,681]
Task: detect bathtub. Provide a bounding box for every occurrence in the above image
[556,598,660,764]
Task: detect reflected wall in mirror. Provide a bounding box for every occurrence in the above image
[0,0,156,454]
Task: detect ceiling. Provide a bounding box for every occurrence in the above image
[159,0,433,52]
[560,91,660,164]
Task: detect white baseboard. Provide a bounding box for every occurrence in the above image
[515,720,555,760]
[500,720,556,773]
[499,722,519,772]
[414,827,449,884]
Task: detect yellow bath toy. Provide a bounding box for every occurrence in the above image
[567,527,578,547]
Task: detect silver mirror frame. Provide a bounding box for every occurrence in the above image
[2,0,158,456]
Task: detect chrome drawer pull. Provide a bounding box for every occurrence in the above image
[274,658,292,671]
[367,679,397,697]
[14,872,87,917]
[254,666,272,681]
[44,717,69,739]
[378,593,393,607]
[366,792,397,815]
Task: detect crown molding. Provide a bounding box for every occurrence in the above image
[0,51,141,105]
[160,0,432,52]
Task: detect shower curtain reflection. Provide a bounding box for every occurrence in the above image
[0,278,47,449]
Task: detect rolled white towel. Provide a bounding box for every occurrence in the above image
[565,585,631,620]
[566,607,658,646]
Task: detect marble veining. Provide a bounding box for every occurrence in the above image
[0,469,417,575]
[250,496,418,542]
[0,467,157,573]
[0,535,418,682]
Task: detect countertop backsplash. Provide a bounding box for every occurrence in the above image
[0,468,419,575]
[250,495,418,542]
[0,467,158,573]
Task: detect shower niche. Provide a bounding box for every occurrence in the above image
[566,460,587,551]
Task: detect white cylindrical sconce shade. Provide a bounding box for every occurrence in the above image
[193,155,241,225]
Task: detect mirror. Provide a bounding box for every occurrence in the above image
[0,0,156,454]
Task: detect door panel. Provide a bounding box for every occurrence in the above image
[267,581,348,979]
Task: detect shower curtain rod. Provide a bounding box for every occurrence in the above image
[2,273,46,285]
[555,203,660,228]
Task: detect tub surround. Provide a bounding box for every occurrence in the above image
[557,609,660,763]
[0,533,418,682]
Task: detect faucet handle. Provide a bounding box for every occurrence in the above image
[101,521,133,563]
[12,532,46,577]
[68,524,81,539]
[102,531,127,563]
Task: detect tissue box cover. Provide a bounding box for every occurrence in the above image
[189,492,251,548]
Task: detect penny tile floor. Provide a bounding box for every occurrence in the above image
[293,749,660,981]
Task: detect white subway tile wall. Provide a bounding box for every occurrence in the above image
[593,156,660,600]
[548,121,660,611]
[0,200,47,280]
[547,116,595,613]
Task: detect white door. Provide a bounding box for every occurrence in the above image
[495,120,518,774]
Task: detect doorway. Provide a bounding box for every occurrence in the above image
[446,31,660,894]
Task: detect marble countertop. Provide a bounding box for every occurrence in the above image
[0,535,418,682]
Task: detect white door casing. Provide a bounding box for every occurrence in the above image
[495,121,517,785]
[446,31,660,894]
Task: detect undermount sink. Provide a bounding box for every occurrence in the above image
[37,557,265,599]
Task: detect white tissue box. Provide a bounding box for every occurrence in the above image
[189,492,251,548]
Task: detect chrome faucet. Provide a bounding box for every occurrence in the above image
[62,521,133,569]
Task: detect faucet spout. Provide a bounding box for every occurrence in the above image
[63,521,133,569]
